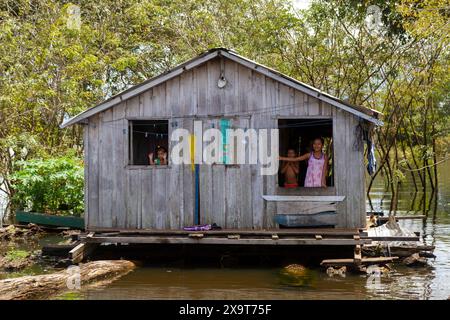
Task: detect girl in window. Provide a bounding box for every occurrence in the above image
[280,138,328,188]
[149,146,168,165]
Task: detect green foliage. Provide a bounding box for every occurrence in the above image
[5,249,29,262]
[10,156,84,216]
[0,0,448,209]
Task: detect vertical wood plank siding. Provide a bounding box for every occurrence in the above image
[85,57,366,230]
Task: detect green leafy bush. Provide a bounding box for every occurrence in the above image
[10,156,84,216]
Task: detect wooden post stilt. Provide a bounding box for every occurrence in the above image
[69,232,98,264]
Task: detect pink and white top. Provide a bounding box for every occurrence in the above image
[304,152,325,187]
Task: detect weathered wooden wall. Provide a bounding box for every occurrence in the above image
[84,57,366,230]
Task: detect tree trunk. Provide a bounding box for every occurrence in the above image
[0,260,135,300]
[400,136,418,192]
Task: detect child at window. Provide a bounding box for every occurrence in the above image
[149,146,168,165]
[280,148,300,188]
[280,138,328,188]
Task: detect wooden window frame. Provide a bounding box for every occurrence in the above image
[275,116,335,194]
[126,117,171,169]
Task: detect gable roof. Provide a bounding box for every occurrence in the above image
[61,48,383,128]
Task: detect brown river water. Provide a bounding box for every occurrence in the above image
[69,162,450,300]
[2,162,449,300]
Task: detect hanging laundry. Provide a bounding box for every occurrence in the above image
[367,139,377,176]
[364,123,377,176]
[357,121,377,176]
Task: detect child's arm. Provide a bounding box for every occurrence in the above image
[321,154,328,188]
[148,153,155,165]
[279,153,310,162]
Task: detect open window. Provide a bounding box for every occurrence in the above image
[128,120,169,165]
[278,118,334,188]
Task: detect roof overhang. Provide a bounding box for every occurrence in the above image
[61,48,383,128]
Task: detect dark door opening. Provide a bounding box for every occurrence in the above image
[278,118,334,187]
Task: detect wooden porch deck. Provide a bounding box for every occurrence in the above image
[69,227,421,264]
[79,227,372,246]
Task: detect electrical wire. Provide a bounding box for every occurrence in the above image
[98,117,333,137]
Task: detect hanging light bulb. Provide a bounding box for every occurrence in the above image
[217,56,227,88]
[217,75,227,88]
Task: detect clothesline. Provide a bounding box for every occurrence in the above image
[99,118,333,136]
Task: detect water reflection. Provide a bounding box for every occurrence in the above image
[366,162,450,300]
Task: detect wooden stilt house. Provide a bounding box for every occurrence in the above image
[62,48,382,233]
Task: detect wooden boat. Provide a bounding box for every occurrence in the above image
[15,211,84,229]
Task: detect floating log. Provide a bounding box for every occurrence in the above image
[0,260,135,300]
[403,253,428,267]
